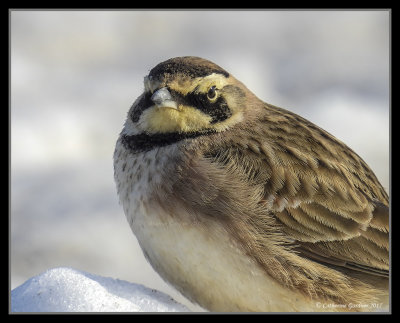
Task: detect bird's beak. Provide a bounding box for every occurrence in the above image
[151,87,178,110]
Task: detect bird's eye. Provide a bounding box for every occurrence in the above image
[207,85,217,100]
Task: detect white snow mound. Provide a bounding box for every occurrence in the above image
[11,267,190,312]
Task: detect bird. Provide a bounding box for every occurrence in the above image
[113,56,389,312]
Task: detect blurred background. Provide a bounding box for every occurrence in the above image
[10,10,390,311]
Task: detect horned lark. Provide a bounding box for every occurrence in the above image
[114,56,389,312]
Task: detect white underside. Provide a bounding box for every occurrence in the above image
[132,206,321,312]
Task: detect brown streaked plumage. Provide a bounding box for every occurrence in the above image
[114,56,389,312]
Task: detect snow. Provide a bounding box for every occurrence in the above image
[11,267,190,313]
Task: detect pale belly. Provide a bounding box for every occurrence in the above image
[129,202,320,312]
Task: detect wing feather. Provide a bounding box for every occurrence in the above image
[201,103,389,277]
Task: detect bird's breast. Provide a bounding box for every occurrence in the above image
[114,142,177,221]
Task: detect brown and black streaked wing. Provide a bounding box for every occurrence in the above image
[202,103,389,276]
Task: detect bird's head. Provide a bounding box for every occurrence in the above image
[127,56,251,135]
